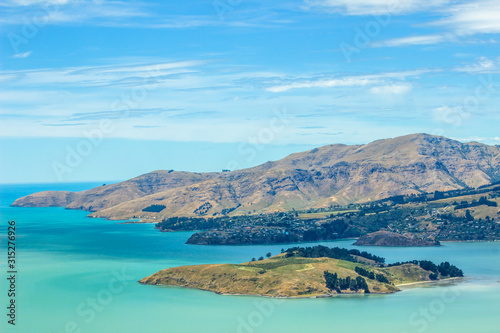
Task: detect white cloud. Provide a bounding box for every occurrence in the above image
[304,0,449,15]
[452,136,500,143]
[1,0,72,6]
[372,34,450,47]
[12,51,32,58]
[454,56,500,73]
[0,1,286,29]
[433,0,500,35]
[370,84,412,95]
[266,77,378,93]
[266,70,433,93]
[432,106,470,126]
[1,60,208,87]
[0,0,148,26]
[351,0,500,48]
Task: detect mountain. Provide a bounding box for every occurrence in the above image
[12,133,500,221]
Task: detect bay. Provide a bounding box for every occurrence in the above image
[1,183,499,332]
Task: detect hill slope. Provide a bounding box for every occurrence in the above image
[139,255,446,297]
[12,134,500,221]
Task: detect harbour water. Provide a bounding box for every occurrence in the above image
[1,183,499,332]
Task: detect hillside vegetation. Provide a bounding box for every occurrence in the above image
[159,183,500,245]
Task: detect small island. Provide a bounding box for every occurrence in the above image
[139,245,463,298]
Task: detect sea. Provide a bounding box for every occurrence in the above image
[0,183,499,333]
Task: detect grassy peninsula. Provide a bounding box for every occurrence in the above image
[139,246,463,298]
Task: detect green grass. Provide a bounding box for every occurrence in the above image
[141,255,436,297]
[243,258,319,270]
[335,260,364,271]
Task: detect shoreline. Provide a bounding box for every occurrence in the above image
[138,281,392,299]
[118,220,155,224]
[140,276,464,299]
[396,277,463,287]
[440,240,500,243]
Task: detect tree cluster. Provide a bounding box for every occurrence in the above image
[324,271,369,293]
[156,216,220,231]
[454,197,498,210]
[284,245,385,264]
[142,204,166,213]
[354,266,389,283]
[388,260,463,278]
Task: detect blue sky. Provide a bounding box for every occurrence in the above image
[1,0,499,183]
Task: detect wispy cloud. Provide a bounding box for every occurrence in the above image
[451,136,500,142]
[370,84,412,95]
[432,0,500,35]
[0,1,290,29]
[372,34,450,48]
[303,0,449,15]
[68,108,182,121]
[266,70,433,93]
[432,106,470,126]
[12,51,32,58]
[266,77,377,93]
[454,56,500,73]
[1,0,72,6]
[0,0,149,26]
[0,56,496,145]
[2,60,207,88]
[371,0,500,48]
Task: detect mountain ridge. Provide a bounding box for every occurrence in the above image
[12,133,500,221]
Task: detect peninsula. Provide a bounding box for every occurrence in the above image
[12,133,500,245]
[12,134,500,221]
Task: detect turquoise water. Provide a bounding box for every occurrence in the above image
[1,183,499,333]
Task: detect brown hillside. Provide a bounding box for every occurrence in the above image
[12,134,500,221]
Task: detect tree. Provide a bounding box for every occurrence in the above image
[266,252,272,258]
[258,256,264,261]
[434,191,445,200]
[375,274,389,283]
[465,209,474,221]
[324,271,339,292]
[251,258,256,262]
[349,279,358,291]
[355,276,370,293]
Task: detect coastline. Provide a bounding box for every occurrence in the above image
[138,281,390,299]
[118,220,155,224]
[140,276,464,299]
[440,240,500,243]
[396,277,463,287]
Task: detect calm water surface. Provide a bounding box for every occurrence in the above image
[1,183,499,332]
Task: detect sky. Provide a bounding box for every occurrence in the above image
[1,0,499,183]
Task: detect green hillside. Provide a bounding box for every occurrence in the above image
[140,246,463,298]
